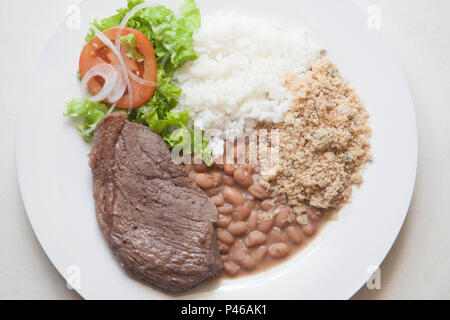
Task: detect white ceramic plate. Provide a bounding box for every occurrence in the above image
[16,0,417,299]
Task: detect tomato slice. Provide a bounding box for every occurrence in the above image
[79,27,157,109]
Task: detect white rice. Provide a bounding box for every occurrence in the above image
[173,12,323,150]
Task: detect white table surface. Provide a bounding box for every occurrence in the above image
[1,0,449,300]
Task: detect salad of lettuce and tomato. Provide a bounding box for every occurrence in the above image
[65,0,211,162]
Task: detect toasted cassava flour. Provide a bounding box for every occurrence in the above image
[260,59,372,211]
[174,12,322,137]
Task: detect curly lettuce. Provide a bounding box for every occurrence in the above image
[65,99,110,140]
[120,33,144,62]
[67,0,210,161]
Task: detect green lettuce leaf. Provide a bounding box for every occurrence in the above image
[68,0,211,162]
[142,109,189,134]
[64,98,110,140]
[127,0,145,10]
[87,0,200,75]
[120,33,145,62]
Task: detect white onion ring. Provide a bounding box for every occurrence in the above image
[106,103,117,116]
[91,25,134,107]
[115,2,157,87]
[106,65,127,102]
[81,63,119,102]
[86,3,160,107]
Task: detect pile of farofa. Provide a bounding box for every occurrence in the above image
[260,59,372,215]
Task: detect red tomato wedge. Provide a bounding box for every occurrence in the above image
[79,27,157,109]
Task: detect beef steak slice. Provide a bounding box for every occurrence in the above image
[89,112,222,293]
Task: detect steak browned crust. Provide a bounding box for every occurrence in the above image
[89,112,222,293]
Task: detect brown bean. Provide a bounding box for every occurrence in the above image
[217,215,232,228]
[245,199,256,210]
[188,170,197,180]
[211,194,225,207]
[207,188,221,197]
[193,173,215,189]
[275,208,291,228]
[218,203,234,215]
[286,226,303,244]
[231,240,247,263]
[254,245,268,261]
[223,261,240,276]
[224,164,235,176]
[219,242,230,254]
[233,168,253,188]
[269,227,288,243]
[217,228,234,245]
[245,231,267,247]
[211,171,223,187]
[260,199,276,211]
[258,219,274,233]
[223,187,245,206]
[232,205,251,221]
[243,165,256,175]
[303,223,316,236]
[228,221,248,236]
[248,184,270,200]
[194,163,209,173]
[223,176,235,186]
[289,213,297,224]
[239,255,256,270]
[269,243,290,259]
[247,210,259,230]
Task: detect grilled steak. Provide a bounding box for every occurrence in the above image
[89,112,222,293]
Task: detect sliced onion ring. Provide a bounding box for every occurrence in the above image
[106,102,117,116]
[106,65,127,102]
[86,4,159,108]
[115,2,157,87]
[91,25,134,107]
[81,63,119,102]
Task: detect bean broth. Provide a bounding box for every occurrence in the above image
[186,160,326,278]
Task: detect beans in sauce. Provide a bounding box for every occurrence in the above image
[186,145,325,277]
